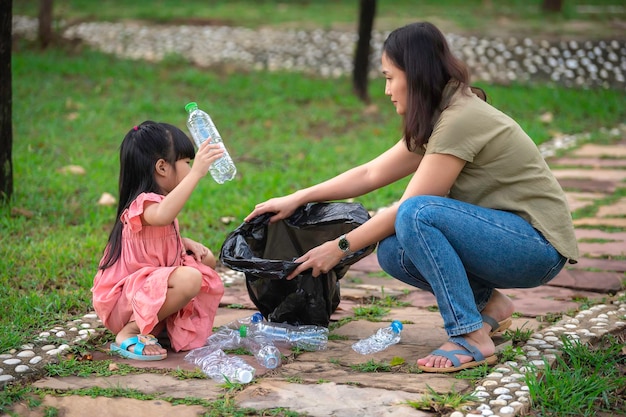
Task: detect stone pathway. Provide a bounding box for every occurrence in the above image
[2,129,625,417]
[5,15,626,417]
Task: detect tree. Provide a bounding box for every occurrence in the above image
[38,0,53,48]
[353,0,376,103]
[542,0,564,12]
[0,0,12,203]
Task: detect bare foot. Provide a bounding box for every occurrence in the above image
[417,328,494,369]
[116,322,167,356]
[481,290,515,326]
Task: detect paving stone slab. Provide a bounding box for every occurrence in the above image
[553,168,626,182]
[235,380,432,417]
[573,217,626,227]
[565,191,608,211]
[549,269,624,293]
[3,396,207,417]
[558,178,618,193]
[500,286,606,317]
[569,257,626,272]
[549,157,626,168]
[596,197,626,217]
[32,374,220,400]
[570,143,626,158]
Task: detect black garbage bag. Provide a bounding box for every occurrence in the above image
[220,202,377,327]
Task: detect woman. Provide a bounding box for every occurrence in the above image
[245,22,578,372]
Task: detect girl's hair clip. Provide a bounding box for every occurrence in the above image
[133,126,139,131]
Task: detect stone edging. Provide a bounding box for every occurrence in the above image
[2,292,625,417]
[453,295,626,417]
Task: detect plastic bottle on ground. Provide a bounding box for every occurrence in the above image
[185,101,237,184]
[351,320,403,355]
[239,326,282,369]
[219,312,264,331]
[184,347,255,383]
[205,312,264,350]
[245,320,329,351]
[205,327,242,351]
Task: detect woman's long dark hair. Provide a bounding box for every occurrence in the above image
[383,22,486,151]
[99,121,196,270]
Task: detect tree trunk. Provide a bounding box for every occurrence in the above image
[38,0,53,48]
[542,0,563,12]
[353,0,376,103]
[0,0,13,203]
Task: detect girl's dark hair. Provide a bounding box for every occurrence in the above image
[99,121,196,270]
[383,22,487,150]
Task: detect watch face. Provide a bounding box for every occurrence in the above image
[339,237,350,251]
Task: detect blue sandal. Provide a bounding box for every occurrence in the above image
[110,334,167,361]
[418,336,497,373]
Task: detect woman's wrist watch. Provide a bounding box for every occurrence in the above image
[338,234,352,255]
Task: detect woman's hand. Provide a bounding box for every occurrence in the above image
[244,194,303,224]
[286,240,344,280]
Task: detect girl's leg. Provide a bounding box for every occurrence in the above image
[392,195,566,368]
[116,266,202,355]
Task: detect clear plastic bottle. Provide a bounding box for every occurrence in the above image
[184,347,255,383]
[219,312,264,331]
[239,326,282,369]
[206,327,241,351]
[351,320,403,355]
[184,101,237,184]
[244,320,329,351]
[205,312,264,349]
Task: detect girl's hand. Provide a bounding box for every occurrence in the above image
[191,141,224,177]
[286,240,344,280]
[182,237,212,263]
[244,194,302,224]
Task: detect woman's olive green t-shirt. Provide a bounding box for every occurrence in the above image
[421,86,578,262]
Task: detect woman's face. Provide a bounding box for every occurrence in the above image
[382,52,408,115]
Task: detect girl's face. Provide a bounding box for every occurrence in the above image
[160,158,192,194]
[382,52,407,115]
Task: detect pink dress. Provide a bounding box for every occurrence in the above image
[92,192,224,352]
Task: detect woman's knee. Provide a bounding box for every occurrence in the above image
[377,236,395,271]
[396,196,438,228]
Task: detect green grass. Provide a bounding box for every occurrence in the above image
[4,0,626,355]
[6,45,622,354]
[525,334,626,416]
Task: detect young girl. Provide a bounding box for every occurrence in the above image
[93,121,225,360]
[245,22,578,372]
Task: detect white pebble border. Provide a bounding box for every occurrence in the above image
[451,297,626,417]
[0,271,245,388]
[0,313,104,387]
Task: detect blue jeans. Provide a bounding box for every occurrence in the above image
[377,196,567,337]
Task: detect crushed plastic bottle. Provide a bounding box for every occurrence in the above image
[239,326,282,369]
[184,347,255,383]
[219,312,264,331]
[205,327,242,351]
[243,320,329,351]
[351,320,403,355]
[204,316,281,369]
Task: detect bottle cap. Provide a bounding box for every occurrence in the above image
[185,102,198,113]
[236,369,254,383]
[390,320,403,333]
[251,312,263,323]
[239,325,248,338]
